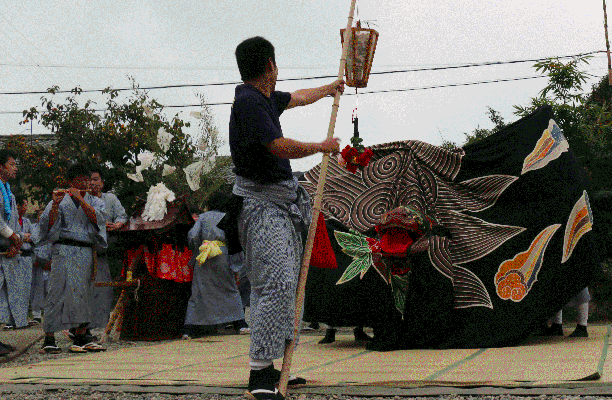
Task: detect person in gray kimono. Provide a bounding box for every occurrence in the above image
[38,164,107,354]
[7,195,35,330]
[87,167,128,334]
[29,224,50,326]
[183,189,247,339]
[0,150,26,333]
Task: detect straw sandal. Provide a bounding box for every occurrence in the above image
[83,342,106,352]
[244,388,284,400]
[41,344,62,354]
[69,344,87,353]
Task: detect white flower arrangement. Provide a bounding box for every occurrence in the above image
[157,127,174,153]
[141,182,176,221]
[162,164,176,177]
[125,108,218,222]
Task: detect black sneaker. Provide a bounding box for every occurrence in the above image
[569,324,588,338]
[318,328,336,344]
[246,365,284,400]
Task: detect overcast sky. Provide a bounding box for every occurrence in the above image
[0,0,608,172]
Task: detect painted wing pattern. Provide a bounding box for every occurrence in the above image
[304,140,525,310]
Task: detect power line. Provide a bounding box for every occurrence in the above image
[0,74,550,115]
[0,50,604,72]
[0,51,603,96]
[0,11,58,85]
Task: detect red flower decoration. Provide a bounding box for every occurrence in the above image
[340,145,373,173]
[378,227,414,257]
[366,237,382,253]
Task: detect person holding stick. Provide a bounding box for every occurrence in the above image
[83,166,128,338]
[229,36,343,400]
[39,164,107,354]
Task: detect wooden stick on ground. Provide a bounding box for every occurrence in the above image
[278,0,357,395]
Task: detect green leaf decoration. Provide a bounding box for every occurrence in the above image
[391,272,411,314]
[334,231,371,257]
[336,253,372,285]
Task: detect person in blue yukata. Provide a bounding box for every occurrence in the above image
[39,164,107,354]
[0,149,23,356]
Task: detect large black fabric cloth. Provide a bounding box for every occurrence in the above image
[303,219,402,331]
[303,106,600,349]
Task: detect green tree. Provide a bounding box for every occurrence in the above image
[10,82,223,215]
[461,107,506,146]
[513,54,612,191]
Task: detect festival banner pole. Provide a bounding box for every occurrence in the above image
[278,0,357,395]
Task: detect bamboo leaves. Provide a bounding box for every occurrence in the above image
[334,230,373,285]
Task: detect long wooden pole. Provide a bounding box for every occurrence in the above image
[604,0,612,88]
[278,0,357,395]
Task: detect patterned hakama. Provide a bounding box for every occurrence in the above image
[235,177,310,360]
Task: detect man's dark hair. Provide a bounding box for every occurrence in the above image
[188,204,202,215]
[0,149,17,166]
[235,36,276,81]
[205,188,232,213]
[15,194,26,206]
[89,165,105,181]
[67,164,91,181]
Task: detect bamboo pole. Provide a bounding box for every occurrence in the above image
[278,0,357,395]
[605,0,612,88]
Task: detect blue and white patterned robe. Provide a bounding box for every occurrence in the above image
[0,189,28,328]
[39,194,107,333]
[235,177,311,360]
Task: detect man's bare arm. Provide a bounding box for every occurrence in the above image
[267,137,340,159]
[286,80,345,109]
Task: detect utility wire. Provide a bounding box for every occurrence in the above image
[0,50,603,72]
[0,51,603,96]
[0,74,548,115]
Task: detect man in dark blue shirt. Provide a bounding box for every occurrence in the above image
[230,36,343,400]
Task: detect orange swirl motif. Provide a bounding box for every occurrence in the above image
[562,190,593,263]
[495,224,561,302]
[496,271,527,301]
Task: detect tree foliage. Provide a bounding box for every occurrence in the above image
[461,107,506,147]
[8,82,223,215]
[513,54,612,191]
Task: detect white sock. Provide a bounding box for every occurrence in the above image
[576,302,589,326]
[553,310,563,325]
[250,358,273,371]
[31,311,42,319]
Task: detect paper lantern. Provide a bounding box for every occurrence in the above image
[341,21,379,88]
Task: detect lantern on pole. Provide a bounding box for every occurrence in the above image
[341,20,379,88]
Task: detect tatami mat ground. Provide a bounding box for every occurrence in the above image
[0,325,610,388]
